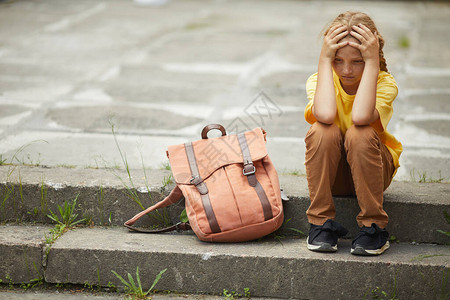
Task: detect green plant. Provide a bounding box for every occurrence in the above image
[283,168,304,176]
[398,35,410,49]
[111,267,167,299]
[368,286,398,300]
[160,161,171,171]
[363,273,398,300]
[244,288,251,298]
[0,154,6,165]
[437,211,450,238]
[5,274,14,289]
[45,224,66,244]
[180,209,189,223]
[20,276,43,290]
[106,281,117,292]
[410,169,446,183]
[223,288,250,299]
[47,194,86,228]
[40,180,48,215]
[109,120,171,227]
[162,174,174,189]
[223,289,241,299]
[389,235,399,243]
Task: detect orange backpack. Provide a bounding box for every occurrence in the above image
[124,124,286,242]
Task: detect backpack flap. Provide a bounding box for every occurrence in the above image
[167,127,268,185]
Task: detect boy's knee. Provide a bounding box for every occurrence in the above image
[306,122,341,145]
[344,125,379,152]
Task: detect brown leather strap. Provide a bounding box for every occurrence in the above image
[185,142,221,233]
[237,133,273,221]
[201,124,227,139]
[124,185,187,233]
[124,222,191,233]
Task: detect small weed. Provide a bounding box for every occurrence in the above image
[111,267,167,299]
[84,281,94,290]
[47,194,86,228]
[410,169,446,183]
[289,227,306,236]
[437,211,450,238]
[0,154,6,165]
[244,288,251,298]
[56,164,76,169]
[45,224,66,244]
[398,35,410,49]
[5,275,14,289]
[363,273,398,300]
[223,288,251,299]
[106,281,117,292]
[45,195,86,244]
[20,276,43,290]
[389,235,399,243]
[368,286,398,300]
[97,185,105,225]
[40,180,48,215]
[283,169,304,176]
[159,161,171,171]
[162,174,174,189]
[180,209,189,223]
[109,119,171,227]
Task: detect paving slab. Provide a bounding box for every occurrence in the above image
[0,225,50,283]
[1,166,449,244]
[44,227,449,300]
[0,0,449,183]
[0,289,281,300]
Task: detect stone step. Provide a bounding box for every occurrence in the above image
[0,225,448,300]
[0,166,449,244]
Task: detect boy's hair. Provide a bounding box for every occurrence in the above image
[324,11,388,72]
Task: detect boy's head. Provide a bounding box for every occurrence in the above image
[323,11,388,73]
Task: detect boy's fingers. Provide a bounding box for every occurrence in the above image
[348,41,362,49]
[350,30,364,41]
[336,41,349,49]
[329,25,347,38]
[333,30,349,42]
[352,25,371,40]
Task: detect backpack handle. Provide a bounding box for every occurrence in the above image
[201,124,227,139]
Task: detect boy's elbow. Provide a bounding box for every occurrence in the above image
[352,115,371,126]
[315,113,335,125]
[313,108,335,124]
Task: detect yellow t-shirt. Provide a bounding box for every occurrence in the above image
[304,71,403,174]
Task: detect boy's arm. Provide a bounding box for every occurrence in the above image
[313,25,348,124]
[350,24,380,125]
[352,60,379,125]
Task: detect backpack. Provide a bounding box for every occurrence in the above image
[124,124,286,242]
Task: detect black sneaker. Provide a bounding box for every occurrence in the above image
[351,223,390,256]
[307,219,349,252]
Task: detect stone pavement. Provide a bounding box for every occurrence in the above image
[0,0,450,182]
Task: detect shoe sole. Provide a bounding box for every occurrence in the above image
[351,241,390,256]
[307,237,337,252]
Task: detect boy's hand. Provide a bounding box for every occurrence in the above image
[349,24,380,65]
[320,25,349,62]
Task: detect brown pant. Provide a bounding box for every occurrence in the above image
[305,122,394,228]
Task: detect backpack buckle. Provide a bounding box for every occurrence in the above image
[243,164,256,176]
[190,175,201,185]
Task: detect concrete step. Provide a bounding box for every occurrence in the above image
[1,166,449,244]
[0,225,448,300]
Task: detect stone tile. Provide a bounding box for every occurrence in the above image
[0,225,49,283]
[45,105,203,132]
[0,131,188,169]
